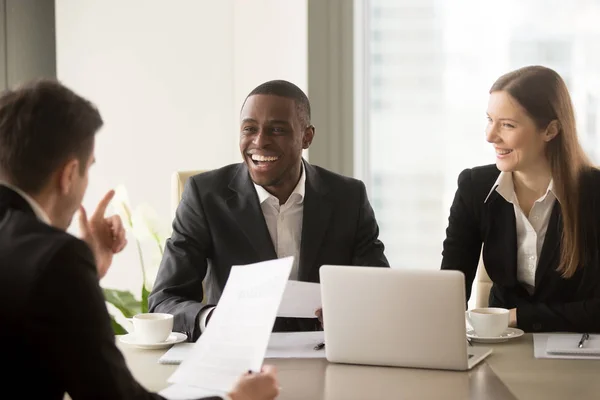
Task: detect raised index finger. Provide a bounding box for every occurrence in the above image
[91,189,116,221]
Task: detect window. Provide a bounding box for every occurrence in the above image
[357,0,600,272]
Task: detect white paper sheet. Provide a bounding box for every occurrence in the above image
[159,383,227,400]
[265,331,326,359]
[155,331,326,365]
[277,280,322,318]
[534,333,600,359]
[545,334,600,356]
[168,257,293,392]
[159,343,195,364]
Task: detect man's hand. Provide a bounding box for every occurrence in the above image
[79,190,127,279]
[229,365,279,400]
[315,308,324,328]
[509,308,517,327]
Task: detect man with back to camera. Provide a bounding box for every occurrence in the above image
[149,80,389,340]
[0,79,279,400]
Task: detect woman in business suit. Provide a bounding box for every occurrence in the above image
[442,65,600,333]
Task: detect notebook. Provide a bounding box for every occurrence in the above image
[545,334,600,356]
[159,343,195,365]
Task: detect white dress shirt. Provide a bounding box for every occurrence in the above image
[0,181,51,224]
[199,166,306,332]
[253,164,305,281]
[484,172,557,294]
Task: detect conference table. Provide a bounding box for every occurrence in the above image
[119,334,600,400]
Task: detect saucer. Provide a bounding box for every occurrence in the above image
[467,327,524,344]
[118,332,188,349]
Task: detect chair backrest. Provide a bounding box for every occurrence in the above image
[475,258,492,308]
[170,170,205,218]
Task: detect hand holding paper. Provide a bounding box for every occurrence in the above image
[277,280,322,318]
[315,308,323,327]
[167,257,293,393]
[229,365,279,400]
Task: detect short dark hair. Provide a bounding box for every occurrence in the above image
[245,80,311,126]
[0,79,103,193]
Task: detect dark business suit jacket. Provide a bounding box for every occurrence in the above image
[0,186,219,400]
[442,165,600,333]
[149,161,389,340]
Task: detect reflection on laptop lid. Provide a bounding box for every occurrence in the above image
[319,266,492,371]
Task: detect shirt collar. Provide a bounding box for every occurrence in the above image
[484,172,557,204]
[0,182,52,224]
[254,163,306,206]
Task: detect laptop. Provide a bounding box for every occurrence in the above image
[319,265,492,371]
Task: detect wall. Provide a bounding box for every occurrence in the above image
[56,0,308,292]
[307,0,355,178]
[0,0,56,89]
[233,0,308,114]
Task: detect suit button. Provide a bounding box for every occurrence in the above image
[533,323,542,331]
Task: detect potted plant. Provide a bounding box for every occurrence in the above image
[103,185,168,334]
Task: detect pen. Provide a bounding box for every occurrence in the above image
[578,333,590,348]
[314,342,325,351]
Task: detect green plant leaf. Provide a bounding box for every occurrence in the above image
[103,288,142,318]
[141,284,150,314]
[110,314,128,335]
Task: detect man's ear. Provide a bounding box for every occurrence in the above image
[544,120,560,142]
[302,125,315,149]
[58,159,79,195]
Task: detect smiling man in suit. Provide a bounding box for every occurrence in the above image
[149,80,389,340]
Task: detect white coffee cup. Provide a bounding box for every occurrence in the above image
[465,307,509,337]
[132,313,173,344]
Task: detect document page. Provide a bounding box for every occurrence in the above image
[168,257,293,392]
[159,384,226,400]
[277,280,322,318]
[158,343,194,365]
[265,331,326,359]
[534,333,600,359]
[157,331,326,365]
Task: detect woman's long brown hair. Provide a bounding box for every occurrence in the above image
[491,66,592,278]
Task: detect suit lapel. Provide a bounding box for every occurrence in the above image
[485,192,519,284]
[535,201,561,287]
[299,162,332,281]
[227,164,277,261]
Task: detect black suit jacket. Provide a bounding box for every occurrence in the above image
[0,186,219,400]
[441,165,600,333]
[149,161,389,340]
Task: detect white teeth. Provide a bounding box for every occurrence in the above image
[496,149,512,155]
[251,154,279,162]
